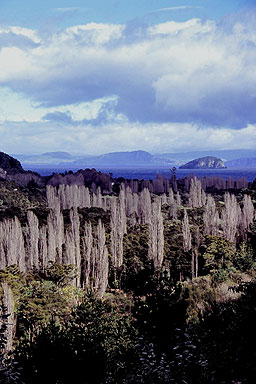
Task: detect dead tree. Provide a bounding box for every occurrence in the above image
[203,195,219,236]
[138,188,152,225]
[169,188,177,219]
[239,194,255,238]
[110,192,127,271]
[47,203,64,264]
[148,198,164,269]
[1,283,16,351]
[192,226,201,278]
[222,193,240,243]
[92,220,109,297]
[81,222,93,288]
[0,217,26,271]
[182,210,192,253]
[189,176,206,208]
[25,211,40,269]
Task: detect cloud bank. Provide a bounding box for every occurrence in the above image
[0,10,256,154]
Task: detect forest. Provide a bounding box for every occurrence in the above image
[0,166,256,384]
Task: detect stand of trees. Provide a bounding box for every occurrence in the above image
[0,173,256,383]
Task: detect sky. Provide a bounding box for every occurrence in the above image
[0,0,256,155]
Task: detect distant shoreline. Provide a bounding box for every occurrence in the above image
[22,165,256,182]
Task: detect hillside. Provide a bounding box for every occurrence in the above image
[226,157,256,168]
[73,150,171,167]
[12,152,83,165]
[42,151,73,159]
[179,156,226,169]
[0,151,24,174]
[71,150,151,166]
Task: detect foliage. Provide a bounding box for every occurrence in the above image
[0,266,24,296]
[179,277,217,323]
[78,207,111,228]
[193,281,256,383]
[0,181,45,217]
[122,224,151,293]
[40,262,77,287]
[123,339,173,384]
[0,306,22,384]
[133,273,187,352]
[15,297,137,384]
[17,280,70,337]
[201,235,235,274]
[233,242,256,272]
[131,280,256,384]
[164,220,191,282]
[0,264,81,341]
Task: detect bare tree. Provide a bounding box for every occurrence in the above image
[227,176,235,189]
[236,177,248,189]
[0,217,26,271]
[92,220,109,297]
[1,283,16,351]
[239,194,255,238]
[153,175,165,194]
[81,222,93,288]
[222,193,240,243]
[182,210,192,253]
[189,176,206,208]
[193,226,201,278]
[39,225,48,270]
[26,211,40,269]
[148,198,164,269]
[170,167,178,193]
[46,185,58,209]
[203,195,219,236]
[138,188,152,225]
[47,204,64,264]
[168,188,175,205]
[176,191,182,206]
[161,194,168,205]
[110,192,127,270]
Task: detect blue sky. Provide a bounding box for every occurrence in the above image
[0,1,252,26]
[0,0,256,155]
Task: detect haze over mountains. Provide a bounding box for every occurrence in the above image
[12,149,256,169]
[13,150,172,168]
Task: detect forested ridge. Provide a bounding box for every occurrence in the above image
[0,166,256,383]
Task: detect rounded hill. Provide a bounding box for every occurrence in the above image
[179,156,226,169]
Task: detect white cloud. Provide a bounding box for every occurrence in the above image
[1,13,256,154]
[0,26,40,43]
[1,119,256,156]
[0,87,118,123]
[0,47,35,82]
[148,18,214,35]
[58,23,125,45]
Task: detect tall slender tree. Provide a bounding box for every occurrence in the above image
[148,198,164,269]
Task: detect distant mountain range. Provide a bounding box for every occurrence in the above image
[225,158,256,168]
[12,149,256,169]
[13,150,174,168]
[13,152,93,165]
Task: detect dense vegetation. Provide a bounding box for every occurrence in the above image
[0,163,256,384]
